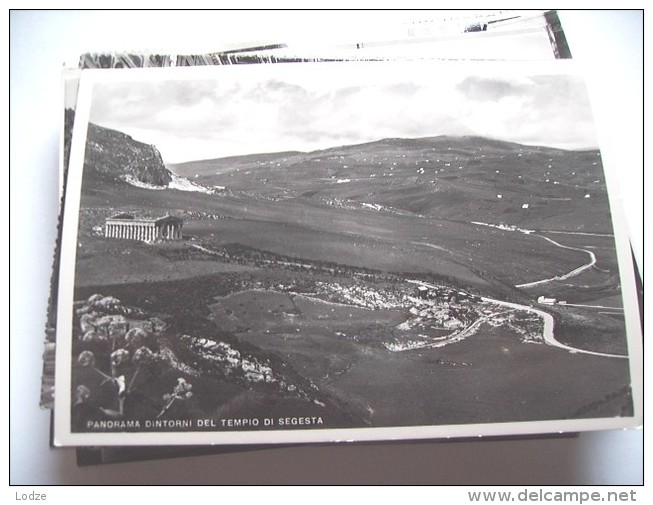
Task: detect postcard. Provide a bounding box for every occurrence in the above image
[40,9,570,413]
[53,59,642,446]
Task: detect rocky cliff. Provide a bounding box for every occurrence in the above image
[82,116,173,187]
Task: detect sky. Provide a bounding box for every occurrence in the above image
[86,60,598,164]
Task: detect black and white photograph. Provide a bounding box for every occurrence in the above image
[53,59,642,446]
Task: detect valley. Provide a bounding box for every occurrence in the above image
[69,128,634,433]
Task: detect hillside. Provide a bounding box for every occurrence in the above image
[169,135,611,233]
[69,125,631,436]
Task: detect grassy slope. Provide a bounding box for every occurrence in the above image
[78,177,596,298]
[69,135,632,427]
[169,136,613,233]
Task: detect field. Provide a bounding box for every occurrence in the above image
[69,134,634,434]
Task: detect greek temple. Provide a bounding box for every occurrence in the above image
[105,213,183,242]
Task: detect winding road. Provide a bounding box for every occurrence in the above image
[470,222,601,290]
[407,280,626,360]
[515,234,597,288]
[479,295,627,359]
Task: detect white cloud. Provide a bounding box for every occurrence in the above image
[88,61,598,163]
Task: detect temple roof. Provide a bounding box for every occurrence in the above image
[106,214,182,225]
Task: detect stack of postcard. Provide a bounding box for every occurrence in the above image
[41,10,642,461]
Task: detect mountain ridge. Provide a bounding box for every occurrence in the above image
[168,135,598,176]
